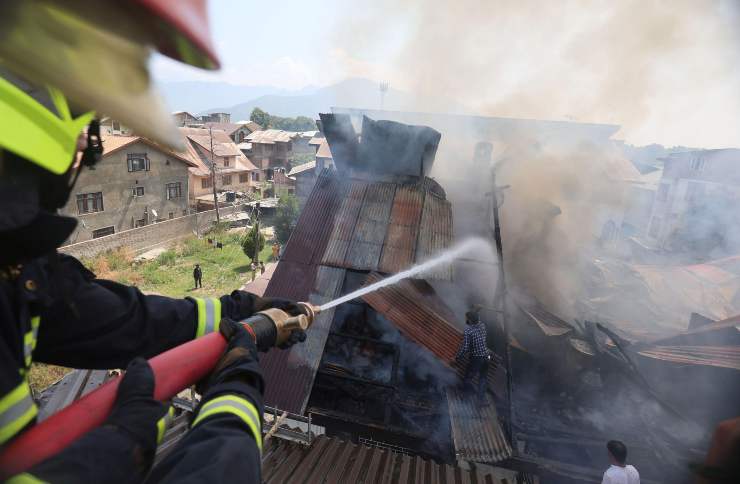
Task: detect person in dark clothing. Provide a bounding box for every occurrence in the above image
[193,264,203,289]
[259,261,265,275]
[455,307,490,404]
[0,2,305,481]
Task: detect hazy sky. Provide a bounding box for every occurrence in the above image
[151,0,740,148]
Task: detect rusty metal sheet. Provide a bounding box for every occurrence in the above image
[282,171,344,265]
[520,305,574,337]
[322,181,367,267]
[637,345,740,370]
[345,182,396,271]
[379,185,424,273]
[415,191,453,280]
[447,388,512,464]
[261,266,346,414]
[362,273,463,362]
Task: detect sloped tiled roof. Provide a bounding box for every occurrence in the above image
[100,135,197,167]
[288,160,316,177]
[246,129,298,144]
[315,138,333,159]
[178,127,257,176]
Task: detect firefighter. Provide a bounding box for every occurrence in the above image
[0,1,303,481]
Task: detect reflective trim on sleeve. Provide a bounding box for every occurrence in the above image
[192,395,262,451]
[187,297,222,338]
[6,472,48,484]
[23,316,40,368]
[0,382,38,444]
[156,406,175,444]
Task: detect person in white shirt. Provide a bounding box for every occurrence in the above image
[602,440,640,484]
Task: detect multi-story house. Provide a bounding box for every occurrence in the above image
[200,112,231,123]
[647,149,740,254]
[60,135,195,243]
[203,121,262,144]
[179,127,259,210]
[172,111,201,127]
[245,129,298,197]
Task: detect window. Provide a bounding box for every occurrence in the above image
[168,212,174,220]
[202,177,212,189]
[127,153,149,172]
[690,156,706,171]
[649,216,662,238]
[657,183,670,202]
[135,219,146,228]
[112,121,121,131]
[222,174,232,186]
[251,172,260,182]
[239,173,249,183]
[131,186,144,197]
[92,226,114,238]
[223,157,230,168]
[166,182,182,199]
[685,181,706,201]
[266,169,274,181]
[76,192,104,214]
[182,209,188,216]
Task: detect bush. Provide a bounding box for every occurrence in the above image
[179,237,203,257]
[156,249,177,266]
[241,225,266,261]
[107,247,134,271]
[205,221,230,236]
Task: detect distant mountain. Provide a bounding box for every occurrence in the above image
[156,81,287,114]
[201,78,465,121]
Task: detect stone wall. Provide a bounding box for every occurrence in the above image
[60,205,242,259]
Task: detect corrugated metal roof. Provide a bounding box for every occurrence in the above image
[288,160,317,177]
[637,345,740,370]
[378,185,424,273]
[361,273,462,362]
[281,171,345,265]
[346,182,396,271]
[321,181,367,267]
[247,129,298,144]
[415,192,453,280]
[261,265,346,414]
[261,434,514,484]
[520,305,574,337]
[447,388,512,463]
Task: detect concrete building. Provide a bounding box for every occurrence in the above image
[179,127,259,210]
[172,111,200,127]
[647,149,740,254]
[61,135,195,243]
[245,129,298,197]
[288,138,334,210]
[200,112,231,123]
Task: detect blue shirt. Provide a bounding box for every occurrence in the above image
[456,321,488,358]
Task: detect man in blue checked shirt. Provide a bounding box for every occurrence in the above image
[455,306,490,405]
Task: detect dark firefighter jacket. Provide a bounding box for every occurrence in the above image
[1,252,265,481]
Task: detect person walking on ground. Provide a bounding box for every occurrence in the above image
[250,261,256,281]
[193,264,203,289]
[601,440,640,484]
[260,261,265,275]
[454,306,490,405]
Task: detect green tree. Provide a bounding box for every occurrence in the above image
[274,194,300,245]
[241,224,266,261]
[249,107,271,129]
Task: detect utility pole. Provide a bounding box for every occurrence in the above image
[209,127,220,223]
[253,202,261,263]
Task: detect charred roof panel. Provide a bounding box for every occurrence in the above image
[447,388,512,463]
[261,434,514,483]
[281,170,344,265]
[322,181,367,267]
[261,266,346,414]
[378,185,424,273]
[345,182,396,271]
[637,345,740,371]
[416,192,454,280]
[362,273,462,362]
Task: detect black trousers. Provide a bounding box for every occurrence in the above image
[194,276,202,288]
[463,355,489,400]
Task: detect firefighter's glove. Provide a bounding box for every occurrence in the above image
[278,328,307,349]
[106,358,173,454]
[200,318,265,395]
[231,290,302,317]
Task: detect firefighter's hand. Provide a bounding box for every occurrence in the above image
[107,358,173,453]
[230,291,302,318]
[254,296,302,316]
[200,319,265,394]
[278,329,307,349]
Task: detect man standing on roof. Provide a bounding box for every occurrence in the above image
[0,1,304,482]
[455,305,490,405]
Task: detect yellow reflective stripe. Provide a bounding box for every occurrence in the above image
[187,297,222,338]
[24,316,41,368]
[0,382,38,445]
[192,395,262,451]
[47,86,71,121]
[7,472,48,484]
[156,406,175,444]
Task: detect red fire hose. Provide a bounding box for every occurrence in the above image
[0,332,226,478]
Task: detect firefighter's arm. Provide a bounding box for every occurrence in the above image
[145,319,264,484]
[9,359,171,484]
[34,254,297,369]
